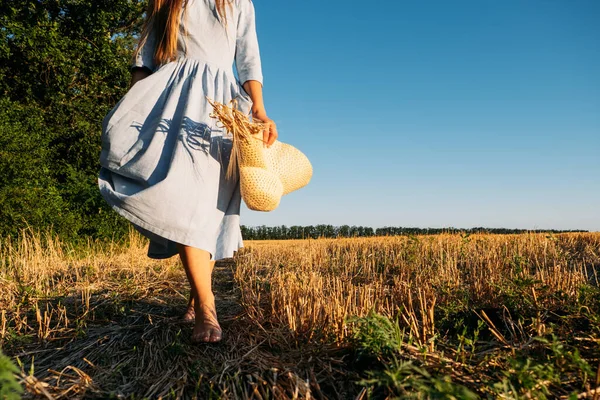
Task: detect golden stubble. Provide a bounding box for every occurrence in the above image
[235,233,599,344]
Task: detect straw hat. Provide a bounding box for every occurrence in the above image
[208,99,312,211]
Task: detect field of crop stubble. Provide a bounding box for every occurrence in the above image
[0,231,599,399]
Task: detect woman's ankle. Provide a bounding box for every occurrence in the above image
[195,291,215,306]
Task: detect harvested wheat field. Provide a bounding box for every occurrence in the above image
[1,231,599,399]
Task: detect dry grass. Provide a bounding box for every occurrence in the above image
[238,234,599,339]
[1,231,599,398]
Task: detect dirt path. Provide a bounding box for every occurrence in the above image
[9,257,351,399]
[212,259,243,331]
[10,259,256,398]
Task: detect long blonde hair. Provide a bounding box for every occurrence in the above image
[136,0,232,66]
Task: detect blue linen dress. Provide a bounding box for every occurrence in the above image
[98,0,262,260]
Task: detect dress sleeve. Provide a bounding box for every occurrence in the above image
[132,23,157,72]
[235,0,263,86]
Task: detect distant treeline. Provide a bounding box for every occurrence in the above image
[240,225,588,240]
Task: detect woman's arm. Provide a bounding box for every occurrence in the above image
[129,18,156,88]
[243,80,277,147]
[130,67,152,88]
[236,1,277,147]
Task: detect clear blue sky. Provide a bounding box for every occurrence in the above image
[240,0,600,231]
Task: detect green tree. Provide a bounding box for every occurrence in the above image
[0,0,147,239]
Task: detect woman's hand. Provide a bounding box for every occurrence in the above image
[243,80,277,147]
[252,109,278,147]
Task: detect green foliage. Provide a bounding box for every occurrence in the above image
[0,350,23,400]
[490,335,594,399]
[349,312,478,399]
[360,362,478,400]
[0,99,78,237]
[0,0,145,240]
[347,309,598,398]
[348,311,404,360]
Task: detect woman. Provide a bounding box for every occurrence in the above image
[98,0,277,343]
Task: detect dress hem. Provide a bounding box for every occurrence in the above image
[98,178,244,261]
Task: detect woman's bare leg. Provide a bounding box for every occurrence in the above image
[177,244,221,342]
[183,261,215,322]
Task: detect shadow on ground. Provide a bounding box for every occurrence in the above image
[5,259,355,399]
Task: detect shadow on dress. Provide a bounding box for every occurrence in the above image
[123,116,234,183]
[130,116,231,159]
[103,71,241,256]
